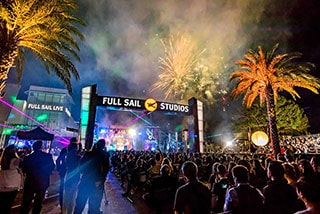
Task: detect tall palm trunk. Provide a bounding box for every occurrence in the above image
[265,84,281,157]
[0,29,18,96]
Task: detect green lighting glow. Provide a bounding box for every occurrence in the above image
[80,86,92,143]
[80,112,89,125]
[3,128,13,135]
[10,96,23,103]
[36,114,48,121]
[16,125,27,129]
[175,124,184,131]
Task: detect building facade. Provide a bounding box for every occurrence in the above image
[1,85,78,148]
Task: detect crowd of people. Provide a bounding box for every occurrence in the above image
[0,138,110,214]
[0,138,320,214]
[204,134,320,155]
[112,149,320,214]
[281,134,320,154]
[0,140,56,214]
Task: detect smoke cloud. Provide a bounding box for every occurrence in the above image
[69,0,268,132]
[14,1,320,134]
[77,0,265,97]
[18,0,269,130]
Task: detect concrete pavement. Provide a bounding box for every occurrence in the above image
[11,171,155,214]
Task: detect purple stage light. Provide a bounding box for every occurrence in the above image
[120,111,147,129]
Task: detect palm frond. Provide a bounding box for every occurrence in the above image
[0,0,84,93]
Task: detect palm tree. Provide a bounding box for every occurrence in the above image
[0,0,84,96]
[230,44,320,156]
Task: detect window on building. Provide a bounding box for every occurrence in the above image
[45,94,53,103]
[37,93,45,102]
[53,95,61,104]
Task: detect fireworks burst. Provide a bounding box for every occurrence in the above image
[152,34,205,100]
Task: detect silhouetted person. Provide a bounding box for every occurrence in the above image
[63,140,81,214]
[263,160,300,214]
[144,164,178,211]
[211,164,231,213]
[56,137,78,210]
[310,155,320,182]
[0,145,22,214]
[120,153,135,191]
[74,139,110,214]
[173,161,211,214]
[148,151,163,179]
[298,159,316,181]
[283,163,298,189]
[122,158,147,197]
[224,165,264,214]
[56,146,67,210]
[20,140,55,214]
[295,178,320,214]
[150,164,178,196]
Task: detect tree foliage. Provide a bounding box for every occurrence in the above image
[232,96,309,136]
[230,44,320,156]
[230,44,320,108]
[0,0,84,95]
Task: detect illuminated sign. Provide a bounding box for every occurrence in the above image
[27,103,64,111]
[65,108,71,117]
[100,97,144,108]
[159,102,189,113]
[97,96,189,114]
[144,98,157,112]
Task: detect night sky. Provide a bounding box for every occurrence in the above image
[287,0,320,133]
[8,0,320,133]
